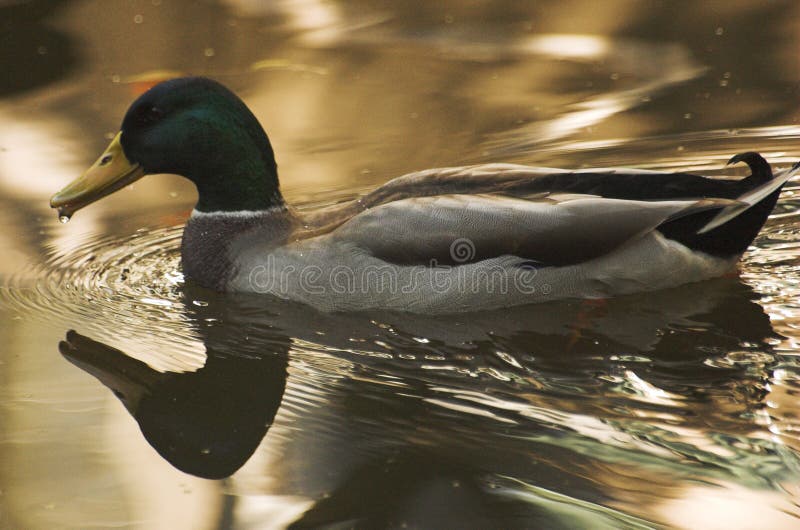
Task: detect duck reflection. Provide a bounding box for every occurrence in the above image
[59,291,290,480]
[57,278,783,526]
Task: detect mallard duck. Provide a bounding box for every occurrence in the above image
[50,77,799,313]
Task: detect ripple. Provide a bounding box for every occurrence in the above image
[1,225,205,372]
[485,125,800,172]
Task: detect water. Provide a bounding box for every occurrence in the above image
[2,1,800,528]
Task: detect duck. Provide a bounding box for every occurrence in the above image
[50,77,799,313]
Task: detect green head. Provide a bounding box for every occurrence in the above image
[51,77,284,216]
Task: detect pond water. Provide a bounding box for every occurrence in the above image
[2,1,800,528]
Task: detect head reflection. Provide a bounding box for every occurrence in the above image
[59,289,290,479]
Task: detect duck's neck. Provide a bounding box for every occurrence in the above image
[181,207,294,290]
[195,182,284,213]
[192,147,284,213]
[182,124,291,288]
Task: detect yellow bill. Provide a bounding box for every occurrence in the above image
[50,132,145,219]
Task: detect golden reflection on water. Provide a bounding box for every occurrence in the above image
[2,0,800,528]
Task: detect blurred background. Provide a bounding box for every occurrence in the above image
[1,1,800,528]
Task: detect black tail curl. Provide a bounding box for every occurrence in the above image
[727,152,772,184]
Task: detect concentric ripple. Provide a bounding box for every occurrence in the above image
[1,224,205,371]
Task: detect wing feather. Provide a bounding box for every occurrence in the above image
[333,194,735,266]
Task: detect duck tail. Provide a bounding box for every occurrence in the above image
[696,155,800,235]
[729,152,773,184]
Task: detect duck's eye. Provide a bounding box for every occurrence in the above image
[138,105,164,125]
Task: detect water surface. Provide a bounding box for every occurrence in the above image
[2,1,800,528]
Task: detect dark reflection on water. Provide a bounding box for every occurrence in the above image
[53,279,794,527]
[59,288,290,480]
[2,0,800,528]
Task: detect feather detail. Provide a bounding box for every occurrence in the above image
[697,161,800,234]
[331,194,739,267]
